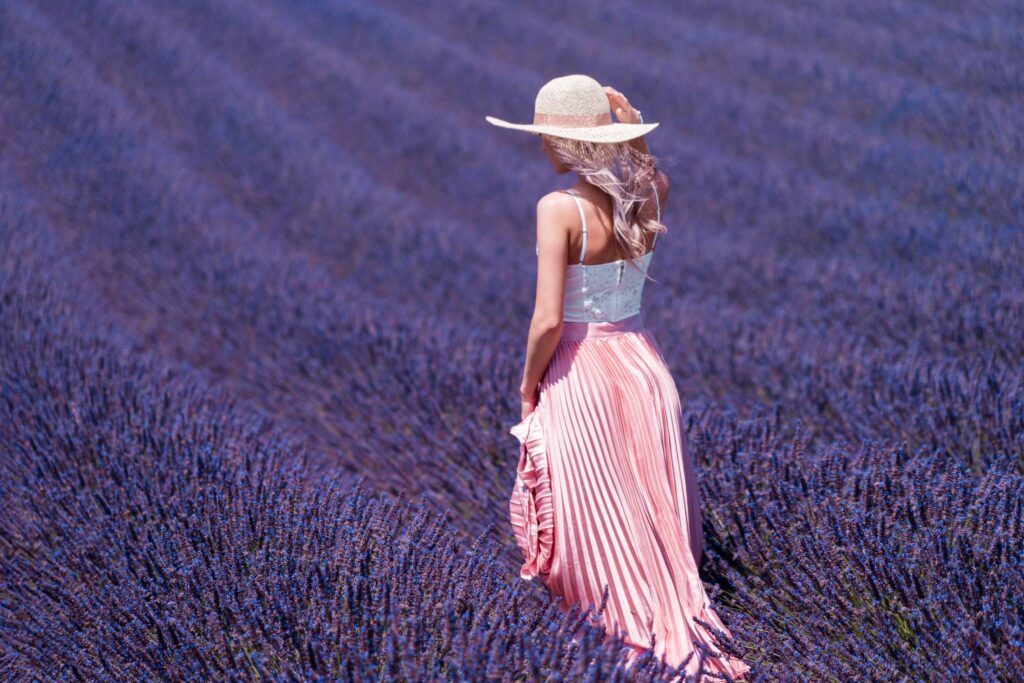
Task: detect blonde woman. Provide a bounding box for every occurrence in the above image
[486,75,751,680]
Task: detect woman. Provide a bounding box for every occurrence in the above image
[486,75,752,680]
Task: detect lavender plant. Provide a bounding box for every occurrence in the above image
[1,0,1022,679]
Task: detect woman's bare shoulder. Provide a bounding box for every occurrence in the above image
[536,189,578,218]
[535,191,577,243]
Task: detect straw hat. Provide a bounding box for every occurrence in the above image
[485,74,658,143]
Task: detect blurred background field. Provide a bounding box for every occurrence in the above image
[1,0,1022,680]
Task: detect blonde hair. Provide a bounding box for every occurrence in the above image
[543,135,666,282]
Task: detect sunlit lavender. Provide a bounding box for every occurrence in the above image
[1,0,1022,680]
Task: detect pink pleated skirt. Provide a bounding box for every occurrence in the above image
[508,313,751,680]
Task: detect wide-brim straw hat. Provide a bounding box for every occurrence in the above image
[485,74,658,143]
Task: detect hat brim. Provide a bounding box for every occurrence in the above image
[485,115,658,143]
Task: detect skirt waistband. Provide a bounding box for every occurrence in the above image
[560,313,645,340]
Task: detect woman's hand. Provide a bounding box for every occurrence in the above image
[604,86,641,124]
[520,386,539,420]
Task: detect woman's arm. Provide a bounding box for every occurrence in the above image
[604,86,668,213]
[604,85,648,156]
[519,193,570,412]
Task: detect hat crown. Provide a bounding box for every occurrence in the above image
[534,75,608,118]
[484,73,657,142]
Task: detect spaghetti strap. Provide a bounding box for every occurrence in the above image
[562,189,587,264]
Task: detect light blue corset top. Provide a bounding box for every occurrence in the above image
[536,180,662,323]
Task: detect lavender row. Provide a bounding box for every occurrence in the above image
[782,0,1024,55]
[674,0,1024,94]
[694,412,1024,679]
[907,0,1024,26]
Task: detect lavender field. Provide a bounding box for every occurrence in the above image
[1,0,1022,680]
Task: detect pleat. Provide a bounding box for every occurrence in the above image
[508,326,751,680]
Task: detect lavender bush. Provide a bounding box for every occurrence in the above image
[1,0,1021,680]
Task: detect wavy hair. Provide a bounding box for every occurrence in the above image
[543,134,665,282]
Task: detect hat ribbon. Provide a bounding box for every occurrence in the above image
[532,111,613,127]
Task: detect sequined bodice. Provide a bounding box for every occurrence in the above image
[535,181,662,323]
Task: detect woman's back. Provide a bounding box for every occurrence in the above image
[563,173,666,267]
[535,177,665,323]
